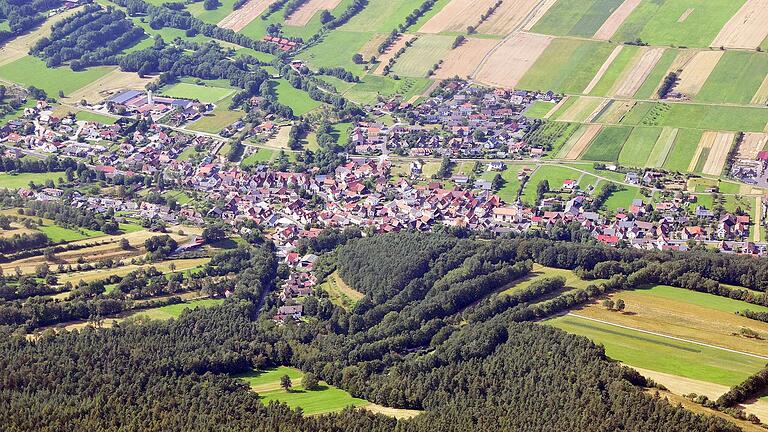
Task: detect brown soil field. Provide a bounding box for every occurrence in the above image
[418,0,497,34]
[434,38,497,79]
[67,69,153,104]
[674,50,723,98]
[593,0,642,40]
[583,45,624,94]
[678,8,694,22]
[474,32,552,88]
[612,47,665,98]
[565,124,602,160]
[632,367,730,399]
[475,0,541,35]
[364,404,422,419]
[738,132,768,159]
[751,75,768,105]
[374,35,412,75]
[575,289,768,357]
[710,0,768,49]
[0,9,80,67]
[285,0,341,26]
[522,0,558,31]
[702,132,735,176]
[218,0,272,31]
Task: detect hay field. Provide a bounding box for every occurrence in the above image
[555,96,604,123]
[710,0,768,49]
[696,51,768,105]
[285,0,341,26]
[646,127,678,168]
[674,50,723,98]
[418,0,497,34]
[582,45,624,94]
[752,75,768,105]
[612,47,665,98]
[565,124,602,160]
[391,35,453,77]
[474,32,552,88]
[475,0,542,35]
[689,131,735,175]
[530,0,625,38]
[522,0,558,31]
[218,0,271,31]
[594,100,635,124]
[617,126,662,167]
[593,0,642,40]
[68,69,154,103]
[434,38,497,79]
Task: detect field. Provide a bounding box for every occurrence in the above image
[690,131,735,175]
[617,126,662,167]
[593,0,642,40]
[67,69,153,104]
[391,35,454,78]
[0,56,114,98]
[645,127,678,168]
[373,35,412,75]
[475,0,543,35]
[611,47,665,98]
[344,75,431,106]
[674,50,723,99]
[134,299,224,320]
[318,271,364,311]
[557,97,603,123]
[582,45,628,95]
[524,101,559,120]
[560,124,602,160]
[298,30,370,76]
[0,8,81,68]
[418,0,497,34]
[218,0,271,31]
[625,102,768,132]
[520,165,580,203]
[272,80,323,115]
[517,39,617,94]
[434,38,497,80]
[285,0,341,26]
[187,95,243,134]
[710,0,768,49]
[501,263,602,295]
[695,51,768,105]
[738,132,768,160]
[242,148,276,166]
[0,172,66,189]
[342,0,436,33]
[531,0,625,37]
[633,48,678,99]
[160,82,234,103]
[612,0,748,48]
[474,32,552,88]
[662,129,702,172]
[581,125,632,162]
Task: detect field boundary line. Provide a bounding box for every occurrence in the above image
[568,313,768,360]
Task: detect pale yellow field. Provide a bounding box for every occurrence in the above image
[374,35,412,75]
[285,0,341,26]
[475,0,542,35]
[218,0,272,31]
[593,0,642,40]
[418,0,498,34]
[474,32,552,88]
[522,0,558,31]
[583,45,624,94]
[612,47,665,98]
[674,50,723,98]
[0,9,80,67]
[67,69,153,104]
[751,75,768,105]
[704,132,735,176]
[557,97,604,123]
[566,124,602,160]
[434,38,497,79]
[710,0,768,49]
[737,132,768,160]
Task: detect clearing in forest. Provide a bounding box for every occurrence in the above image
[673,50,723,99]
[217,0,271,31]
[435,38,497,79]
[474,32,552,88]
[418,0,498,34]
[710,0,768,50]
[593,0,642,40]
[285,0,342,27]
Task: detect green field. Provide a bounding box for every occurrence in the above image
[660,103,768,132]
[518,39,616,94]
[239,0,356,41]
[38,224,103,243]
[391,35,453,78]
[136,299,224,320]
[521,165,580,204]
[588,46,640,96]
[646,127,678,167]
[344,75,431,105]
[187,95,243,134]
[272,80,323,116]
[238,366,369,415]
[0,172,66,189]
[0,57,114,97]
[75,111,117,124]
[186,0,238,24]
[617,126,662,167]
[613,0,747,48]
[639,285,768,314]
[525,101,557,119]
[548,314,766,386]
[160,82,234,102]
[695,51,768,105]
[633,49,677,99]
[531,0,625,37]
[299,31,372,76]
[342,0,430,33]
[581,126,631,161]
[242,148,275,167]
[603,185,642,210]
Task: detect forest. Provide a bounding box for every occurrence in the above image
[0,231,759,431]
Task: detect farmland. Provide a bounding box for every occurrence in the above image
[391,35,454,78]
[531,0,625,38]
[0,56,114,97]
[581,125,632,162]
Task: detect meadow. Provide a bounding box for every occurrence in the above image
[524,101,557,119]
[318,271,364,311]
[239,0,355,41]
[518,39,616,94]
[187,94,243,134]
[617,126,662,167]
[695,50,768,105]
[272,80,323,116]
[580,126,632,162]
[501,264,603,296]
[602,185,641,210]
[0,172,66,189]
[633,49,678,99]
[343,75,431,105]
[0,56,114,97]
[75,111,117,124]
[520,165,581,204]
[298,31,371,76]
[391,35,454,78]
[341,0,434,33]
[160,82,234,103]
[587,45,640,96]
[241,148,276,167]
[135,299,224,320]
[531,0,625,38]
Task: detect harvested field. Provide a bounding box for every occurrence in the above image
[752,75,768,105]
[557,97,604,123]
[522,0,558,31]
[285,0,341,26]
[738,132,768,160]
[689,131,735,175]
[67,69,153,104]
[374,35,411,75]
[474,33,552,88]
[677,8,694,23]
[217,0,271,31]
[434,38,497,79]
[0,8,80,68]
[674,50,723,98]
[595,100,634,124]
[475,0,541,35]
[583,45,624,94]
[418,0,497,34]
[390,35,453,77]
[593,0,642,40]
[586,98,611,123]
[565,124,602,160]
[612,47,665,98]
[646,127,678,168]
[710,0,768,49]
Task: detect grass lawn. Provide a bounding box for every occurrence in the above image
[344,75,431,106]
[521,165,580,204]
[0,172,66,189]
[331,122,353,146]
[298,31,371,77]
[136,298,224,320]
[603,185,642,210]
[588,45,640,96]
[617,126,662,167]
[272,80,323,116]
[186,0,237,24]
[518,39,617,94]
[187,94,242,134]
[548,314,765,387]
[38,224,103,243]
[391,34,454,78]
[532,0,626,37]
[242,148,275,167]
[75,110,117,124]
[695,50,768,105]
[0,56,114,97]
[633,48,677,99]
[581,125,632,162]
[160,82,234,103]
[525,101,558,119]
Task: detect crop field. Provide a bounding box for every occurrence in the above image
[610,46,665,98]
[418,0,498,34]
[0,172,66,189]
[617,126,662,167]
[553,97,604,123]
[391,35,454,78]
[0,8,80,68]
[474,32,552,89]
[517,39,617,94]
[0,56,114,98]
[593,0,642,40]
[217,0,271,32]
[475,0,544,35]
[624,102,768,132]
[580,125,632,162]
[239,0,354,40]
[56,257,210,285]
[160,82,234,103]
[612,0,748,48]
[632,48,678,99]
[560,124,602,160]
[585,45,641,96]
[710,0,768,50]
[285,0,342,26]
[594,100,635,124]
[660,129,702,172]
[67,69,153,104]
[674,50,723,99]
[695,51,768,105]
[434,37,497,80]
[645,127,678,168]
[531,0,625,37]
[753,75,768,105]
[343,0,435,33]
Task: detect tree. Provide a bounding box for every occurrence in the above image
[492,173,505,191]
[203,224,227,244]
[203,0,220,10]
[615,299,625,312]
[280,374,292,391]
[602,299,615,310]
[303,372,319,390]
[120,238,131,250]
[320,10,334,24]
[352,53,363,64]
